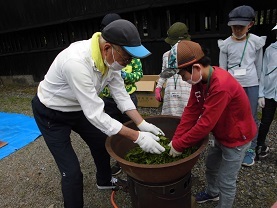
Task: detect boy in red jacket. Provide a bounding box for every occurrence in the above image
[161,40,257,208]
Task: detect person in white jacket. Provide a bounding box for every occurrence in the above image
[255,24,277,160]
[31,19,165,208]
[218,5,266,167]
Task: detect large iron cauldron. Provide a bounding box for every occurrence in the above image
[105,116,208,184]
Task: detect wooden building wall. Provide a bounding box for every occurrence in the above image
[0,0,276,81]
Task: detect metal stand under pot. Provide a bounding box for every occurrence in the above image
[106,116,208,208]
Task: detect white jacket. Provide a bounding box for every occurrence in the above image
[38,39,136,136]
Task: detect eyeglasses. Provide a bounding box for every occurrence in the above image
[111,45,133,65]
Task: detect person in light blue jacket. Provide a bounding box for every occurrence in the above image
[218,5,266,166]
[255,25,277,161]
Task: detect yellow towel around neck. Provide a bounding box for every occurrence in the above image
[91,32,108,75]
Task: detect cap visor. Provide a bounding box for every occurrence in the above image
[165,37,178,46]
[123,45,151,58]
[272,25,277,30]
[160,68,179,78]
[228,20,250,26]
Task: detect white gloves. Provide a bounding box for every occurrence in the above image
[137,120,165,136]
[168,141,182,157]
[134,132,165,154]
[135,120,165,154]
[258,97,265,108]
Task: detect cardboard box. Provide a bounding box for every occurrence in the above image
[135,75,162,108]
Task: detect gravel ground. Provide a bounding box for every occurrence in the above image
[0,85,276,208]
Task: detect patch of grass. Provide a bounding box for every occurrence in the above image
[0,85,37,116]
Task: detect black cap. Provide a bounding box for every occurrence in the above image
[228,5,255,26]
[102,19,151,58]
[100,13,121,31]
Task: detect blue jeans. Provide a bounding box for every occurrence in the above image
[257,98,277,146]
[32,95,111,208]
[243,86,259,149]
[205,140,251,208]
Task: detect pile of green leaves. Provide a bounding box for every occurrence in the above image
[125,136,198,164]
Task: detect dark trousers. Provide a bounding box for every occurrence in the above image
[103,93,138,124]
[257,98,277,146]
[31,95,111,208]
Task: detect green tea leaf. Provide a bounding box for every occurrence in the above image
[125,136,198,164]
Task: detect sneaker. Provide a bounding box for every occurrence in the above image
[111,162,122,176]
[195,192,219,203]
[242,149,255,167]
[97,177,118,190]
[256,146,269,160]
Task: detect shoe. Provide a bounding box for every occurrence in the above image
[97,177,118,190]
[195,192,219,203]
[111,162,122,176]
[256,146,269,160]
[242,149,255,167]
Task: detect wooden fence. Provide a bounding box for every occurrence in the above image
[0,0,276,81]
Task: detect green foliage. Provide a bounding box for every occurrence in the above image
[0,86,36,116]
[125,136,198,164]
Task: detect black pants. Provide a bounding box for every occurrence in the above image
[103,93,138,124]
[31,95,111,208]
[257,98,277,146]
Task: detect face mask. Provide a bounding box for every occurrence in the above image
[186,68,202,85]
[186,76,202,85]
[104,48,125,71]
[110,61,125,71]
[232,33,246,40]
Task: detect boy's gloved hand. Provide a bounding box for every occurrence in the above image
[155,87,162,101]
[168,141,182,157]
[121,70,126,79]
[137,120,165,136]
[258,97,265,108]
[134,131,165,154]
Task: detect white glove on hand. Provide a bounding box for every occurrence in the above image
[258,97,265,108]
[168,141,182,157]
[134,132,165,154]
[137,120,165,136]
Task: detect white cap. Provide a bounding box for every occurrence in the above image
[272,25,277,30]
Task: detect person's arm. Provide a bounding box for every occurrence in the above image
[125,109,144,125]
[63,60,165,154]
[253,35,266,80]
[117,125,165,154]
[218,39,228,70]
[62,60,123,135]
[155,52,169,101]
[156,52,169,88]
[255,47,264,81]
[259,49,268,98]
[258,49,269,108]
[108,70,137,112]
[122,58,143,84]
[121,108,166,154]
[172,89,231,152]
[171,87,201,143]
[219,50,228,70]
[125,109,165,136]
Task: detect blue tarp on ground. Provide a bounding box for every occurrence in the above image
[0,112,41,160]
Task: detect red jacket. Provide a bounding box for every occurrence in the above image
[172,66,257,151]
